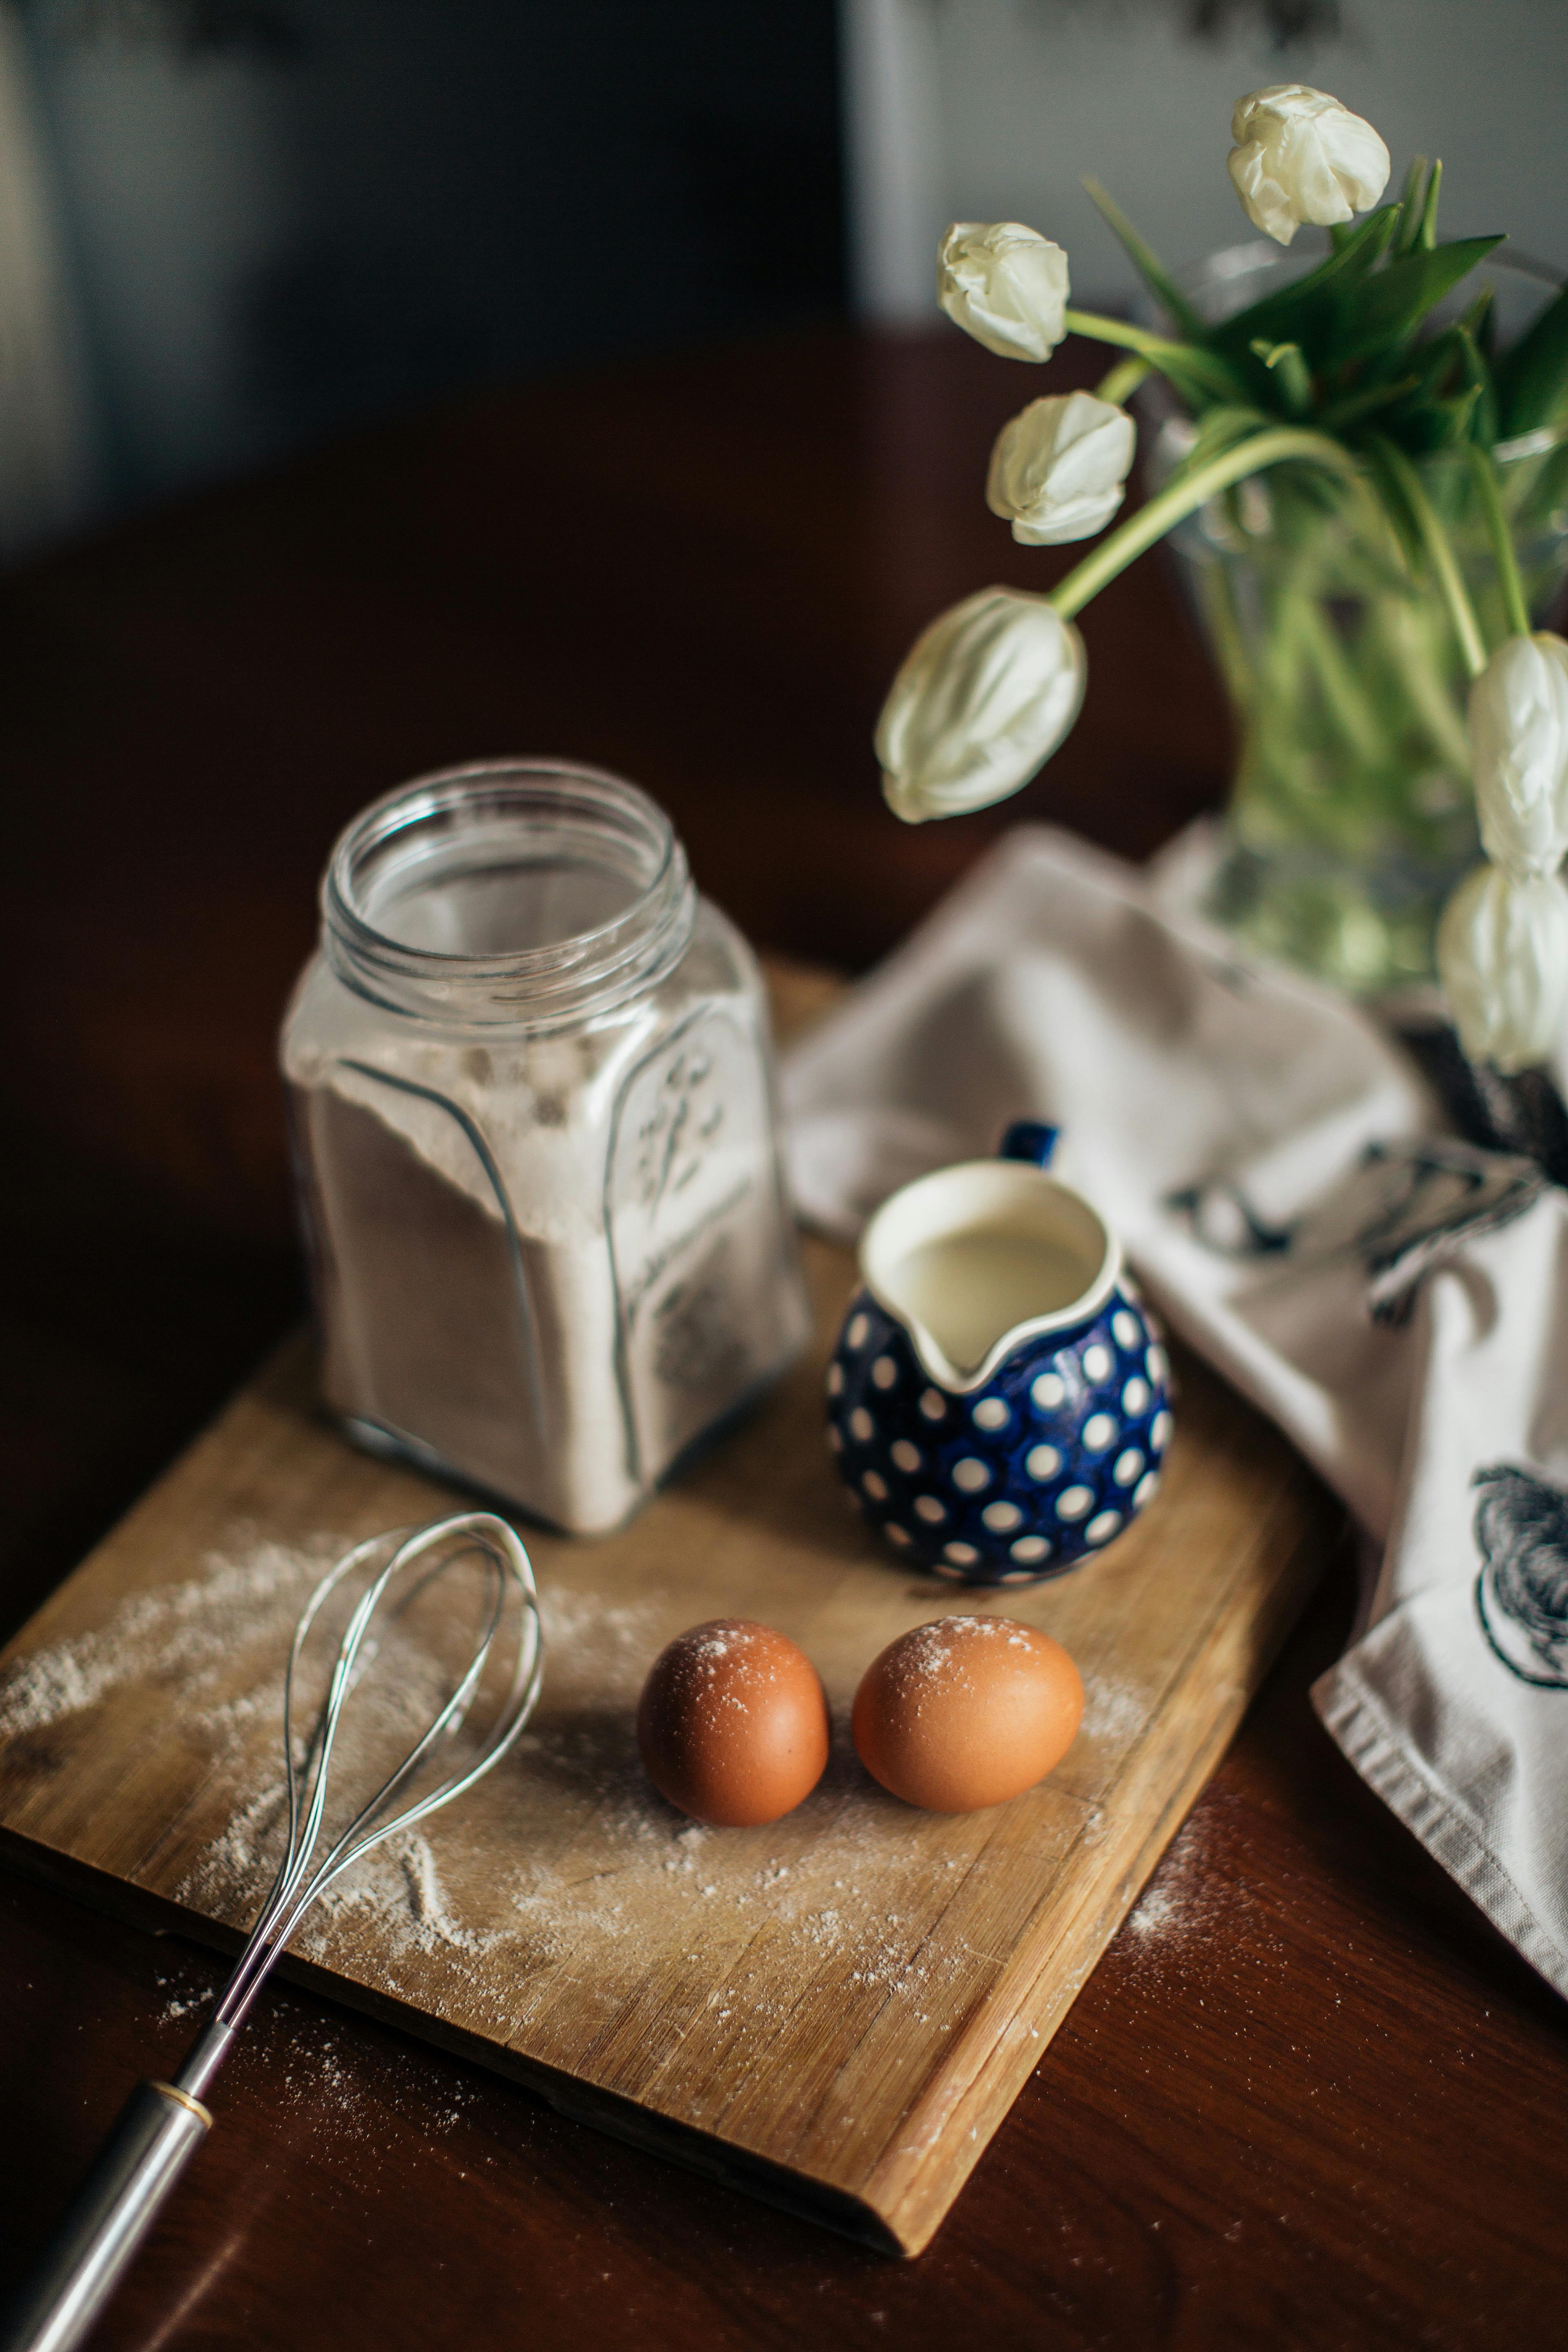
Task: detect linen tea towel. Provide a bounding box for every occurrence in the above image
[781,824,1568,1996]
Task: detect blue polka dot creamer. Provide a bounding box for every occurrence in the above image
[825,1122,1172,1584]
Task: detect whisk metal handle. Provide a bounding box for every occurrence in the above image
[1,2080,212,2352]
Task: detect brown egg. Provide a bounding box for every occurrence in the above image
[852,1615,1082,1813]
[637,1619,831,1827]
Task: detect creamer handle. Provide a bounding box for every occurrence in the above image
[999,1120,1059,1168]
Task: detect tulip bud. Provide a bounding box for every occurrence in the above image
[1437,860,1568,1073]
[1468,631,1568,880]
[937,223,1069,363]
[876,588,1086,824]
[1227,86,1391,247]
[986,392,1136,547]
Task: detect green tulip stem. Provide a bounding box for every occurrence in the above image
[1047,428,1362,624]
[1290,593,1389,766]
[1096,354,1150,406]
[1373,595,1473,771]
[1466,445,1532,640]
[1372,437,1489,678]
[1061,309,1241,401]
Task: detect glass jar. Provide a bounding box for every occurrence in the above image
[281,760,811,1534]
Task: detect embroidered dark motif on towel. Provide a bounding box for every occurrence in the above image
[1167,1139,1546,1324]
[1473,1465,1568,1690]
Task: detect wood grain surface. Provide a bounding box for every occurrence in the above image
[0,961,1339,2255]
[0,327,1564,2349]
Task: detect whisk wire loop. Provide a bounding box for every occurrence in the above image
[5,1508,545,2352]
[214,1510,541,2029]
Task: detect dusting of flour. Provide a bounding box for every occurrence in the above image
[0,1530,1156,2054]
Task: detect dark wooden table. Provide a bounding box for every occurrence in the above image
[0,327,1563,2351]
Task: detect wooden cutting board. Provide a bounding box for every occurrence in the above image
[0,966,1340,2257]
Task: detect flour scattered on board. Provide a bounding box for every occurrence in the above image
[1080,1675,1148,1746]
[0,1534,330,1743]
[0,1521,1167,2047]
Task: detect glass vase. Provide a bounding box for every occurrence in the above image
[1155,244,1568,996]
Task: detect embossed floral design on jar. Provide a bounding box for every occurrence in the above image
[282,761,810,1533]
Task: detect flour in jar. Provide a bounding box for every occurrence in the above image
[283,865,809,1535]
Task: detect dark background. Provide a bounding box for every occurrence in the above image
[13,0,846,519]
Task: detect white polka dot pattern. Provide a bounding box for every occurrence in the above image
[824,1281,1171,1583]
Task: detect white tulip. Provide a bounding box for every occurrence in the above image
[876,588,1086,824]
[986,392,1136,546]
[1468,631,1568,879]
[1227,86,1391,247]
[937,223,1069,363]
[1437,860,1568,1073]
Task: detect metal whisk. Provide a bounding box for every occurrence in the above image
[4,1510,543,2352]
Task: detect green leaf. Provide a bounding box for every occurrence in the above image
[1328,235,1506,363]
[1154,354,1247,411]
[1249,336,1313,414]
[1081,178,1207,340]
[1416,158,1443,252]
[1319,374,1423,432]
[1497,281,1568,435]
[1392,156,1429,257]
[1369,388,1481,455]
[1441,384,1483,445]
[1512,440,1568,539]
[1211,206,1400,363]
[1061,307,1248,407]
[1407,317,1493,419]
[1452,326,1499,446]
[1456,285,1496,358]
[1362,438,1425,566]
[1186,402,1274,449]
[1330,204,1406,282]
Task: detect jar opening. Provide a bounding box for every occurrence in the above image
[323,761,695,1027]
